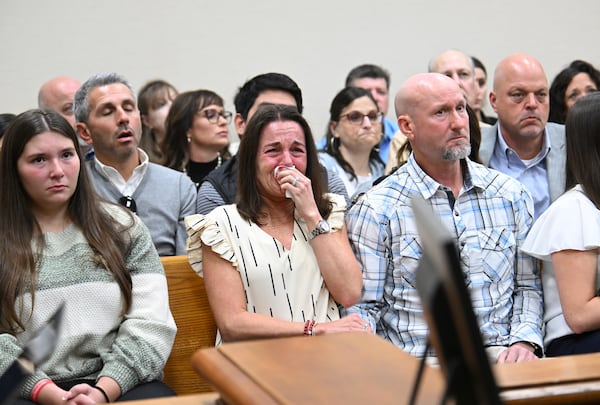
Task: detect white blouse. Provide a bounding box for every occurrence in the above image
[185,194,346,343]
[522,185,600,347]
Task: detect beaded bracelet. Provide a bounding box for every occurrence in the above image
[308,320,317,336]
[31,379,55,402]
[303,319,316,336]
[94,385,111,403]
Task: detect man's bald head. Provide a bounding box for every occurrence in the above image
[490,54,549,144]
[429,50,473,73]
[428,49,476,106]
[38,76,81,128]
[493,53,548,92]
[395,73,470,166]
[395,73,464,117]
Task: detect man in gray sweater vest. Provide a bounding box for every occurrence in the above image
[74,72,196,256]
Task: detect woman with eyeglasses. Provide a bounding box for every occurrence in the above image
[0,110,176,403]
[162,90,232,188]
[319,87,384,201]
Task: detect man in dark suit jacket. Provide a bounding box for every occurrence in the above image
[479,53,566,220]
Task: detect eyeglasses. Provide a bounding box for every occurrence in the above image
[200,108,233,124]
[119,195,137,213]
[339,111,383,125]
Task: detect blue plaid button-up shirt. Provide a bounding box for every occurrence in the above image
[343,155,543,357]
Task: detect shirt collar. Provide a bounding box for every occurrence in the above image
[406,154,482,200]
[92,148,149,194]
[497,125,552,164]
[94,148,148,170]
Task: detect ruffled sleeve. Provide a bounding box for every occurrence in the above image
[325,193,347,232]
[185,213,237,277]
[522,187,600,261]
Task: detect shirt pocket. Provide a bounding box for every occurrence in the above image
[466,228,516,289]
[397,235,422,288]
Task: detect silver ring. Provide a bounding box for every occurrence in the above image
[292,176,298,187]
[363,324,368,330]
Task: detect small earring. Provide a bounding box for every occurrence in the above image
[187,136,191,143]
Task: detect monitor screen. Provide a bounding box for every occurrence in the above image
[411,195,500,405]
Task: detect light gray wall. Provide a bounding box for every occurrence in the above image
[1,0,599,141]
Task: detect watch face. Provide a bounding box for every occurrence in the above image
[319,220,331,233]
[311,220,331,239]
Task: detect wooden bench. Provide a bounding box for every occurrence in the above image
[161,255,217,395]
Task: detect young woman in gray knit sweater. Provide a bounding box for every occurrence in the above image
[0,109,177,404]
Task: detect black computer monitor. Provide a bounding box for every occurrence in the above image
[411,195,501,405]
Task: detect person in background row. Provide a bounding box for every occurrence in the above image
[319,87,384,201]
[317,64,399,164]
[480,53,566,221]
[345,73,543,364]
[37,76,92,157]
[162,90,231,189]
[472,56,497,125]
[549,60,600,124]
[74,72,196,256]
[429,50,476,111]
[523,92,600,357]
[0,109,176,403]
[344,64,399,163]
[0,113,16,149]
[186,104,366,344]
[138,79,178,163]
[38,77,81,129]
[197,72,348,215]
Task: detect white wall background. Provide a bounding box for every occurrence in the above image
[1,0,599,141]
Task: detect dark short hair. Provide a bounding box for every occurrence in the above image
[549,60,600,124]
[233,73,303,120]
[236,104,330,223]
[345,64,390,89]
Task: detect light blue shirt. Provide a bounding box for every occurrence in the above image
[380,117,399,163]
[343,156,543,357]
[489,127,551,220]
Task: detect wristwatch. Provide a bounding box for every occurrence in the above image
[309,219,331,240]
